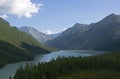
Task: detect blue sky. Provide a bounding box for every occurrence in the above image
[1,0,120,34]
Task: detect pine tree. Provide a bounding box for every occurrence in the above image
[9,75,12,79]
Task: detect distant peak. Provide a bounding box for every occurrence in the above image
[110,13,116,15]
[100,13,120,22]
[107,13,119,18]
[20,26,35,30]
[74,23,80,26]
[74,23,87,27]
[21,26,32,28]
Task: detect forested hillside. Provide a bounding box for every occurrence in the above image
[12,51,120,79]
[0,18,56,68]
[0,41,33,68]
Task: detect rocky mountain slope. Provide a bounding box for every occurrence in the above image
[46,14,120,51]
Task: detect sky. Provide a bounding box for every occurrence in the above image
[0,0,120,34]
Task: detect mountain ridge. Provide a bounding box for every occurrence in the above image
[0,18,56,68]
[46,13,120,51]
[19,26,53,44]
[19,26,61,44]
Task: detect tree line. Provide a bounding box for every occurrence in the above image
[11,52,120,79]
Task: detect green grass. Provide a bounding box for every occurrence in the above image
[0,18,56,52]
[57,70,120,79]
[0,18,57,68]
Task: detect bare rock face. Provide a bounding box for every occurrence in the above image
[19,26,53,44]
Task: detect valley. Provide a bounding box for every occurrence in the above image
[0,17,56,69]
[0,50,107,79]
[0,2,120,79]
[1,13,120,79]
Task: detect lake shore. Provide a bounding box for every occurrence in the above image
[0,50,108,79]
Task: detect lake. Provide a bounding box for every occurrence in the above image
[0,50,108,79]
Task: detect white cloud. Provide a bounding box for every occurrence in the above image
[0,0,42,18]
[45,30,54,35]
[0,14,8,19]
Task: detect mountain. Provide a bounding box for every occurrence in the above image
[46,14,120,51]
[50,32,61,38]
[45,23,90,49]
[0,18,56,68]
[19,26,53,44]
